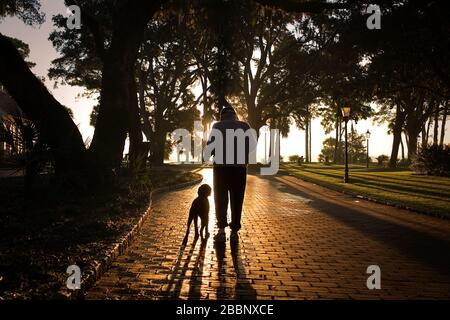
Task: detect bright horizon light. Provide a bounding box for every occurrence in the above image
[1,0,448,163]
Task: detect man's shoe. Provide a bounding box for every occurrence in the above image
[230,231,239,243]
[214,230,226,242]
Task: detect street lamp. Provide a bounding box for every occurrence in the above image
[365,129,371,169]
[341,106,351,183]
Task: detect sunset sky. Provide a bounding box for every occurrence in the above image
[1,0,448,162]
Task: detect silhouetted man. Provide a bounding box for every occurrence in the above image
[205,106,257,243]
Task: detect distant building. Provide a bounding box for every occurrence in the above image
[0,90,23,159]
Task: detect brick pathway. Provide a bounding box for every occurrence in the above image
[86,169,450,300]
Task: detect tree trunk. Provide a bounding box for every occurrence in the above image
[404,131,409,152]
[425,117,432,147]
[0,33,85,175]
[90,43,138,169]
[305,116,309,163]
[405,107,421,159]
[138,68,153,141]
[309,118,312,162]
[151,110,166,166]
[406,119,420,159]
[408,134,418,159]
[389,106,405,167]
[433,110,439,145]
[440,104,448,147]
[247,104,263,136]
[400,136,405,160]
[333,117,339,163]
[201,75,211,148]
[127,74,144,167]
[389,128,402,167]
[421,126,426,149]
[151,129,166,166]
[89,1,160,170]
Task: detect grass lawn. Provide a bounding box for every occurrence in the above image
[280,163,450,218]
[0,165,202,299]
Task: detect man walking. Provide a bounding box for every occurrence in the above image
[205,106,257,243]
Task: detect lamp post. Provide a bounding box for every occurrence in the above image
[341,106,351,183]
[365,129,371,169]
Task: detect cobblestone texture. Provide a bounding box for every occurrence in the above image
[85,169,450,300]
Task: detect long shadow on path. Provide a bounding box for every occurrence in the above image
[231,241,257,300]
[188,240,207,299]
[163,238,198,298]
[214,240,256,300]
[214,241,229,299]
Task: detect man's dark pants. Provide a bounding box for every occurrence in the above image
[213,166,247,232]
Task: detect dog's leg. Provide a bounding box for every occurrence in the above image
[204,216,209,239]
[194,216,199,239]
[199,224,205,240]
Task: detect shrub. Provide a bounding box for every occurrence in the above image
[287,155,305,164]
[376,154,389,166]
[397,158,411,167]
[318,154,331,164]
[411,145,450,177]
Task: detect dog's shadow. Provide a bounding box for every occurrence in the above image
[188,239,208,299]
[163,237,199,298]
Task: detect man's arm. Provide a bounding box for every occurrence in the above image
[245,123,258,164]
[203,123,217,162]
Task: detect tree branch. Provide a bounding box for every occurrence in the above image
[65,0,107,60]
[254,0,350,13]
